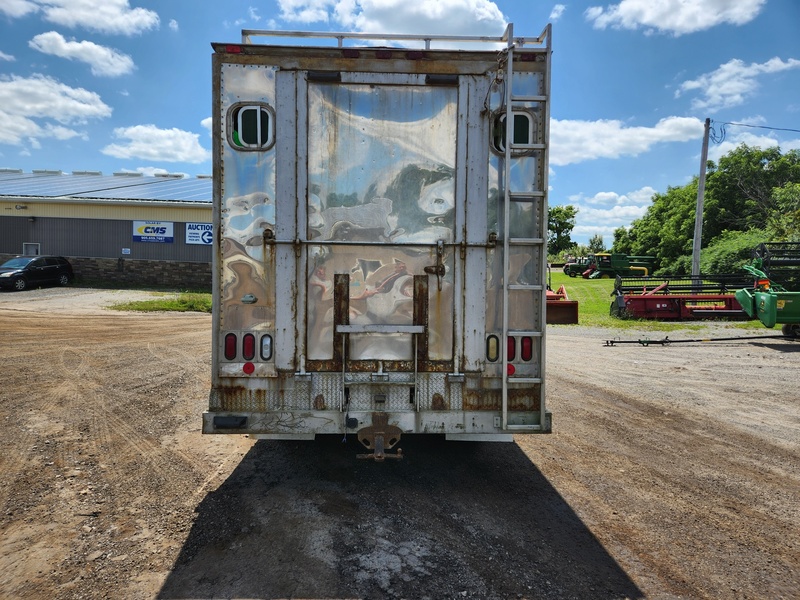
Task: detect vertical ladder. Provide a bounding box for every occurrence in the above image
[500,23,551,432]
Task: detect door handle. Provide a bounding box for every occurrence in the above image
[423,239,445,291]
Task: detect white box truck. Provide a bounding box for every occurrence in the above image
[204,24,552,459]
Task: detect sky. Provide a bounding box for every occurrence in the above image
[1,0,799,246]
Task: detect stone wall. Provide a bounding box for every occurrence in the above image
[0,254,212,291]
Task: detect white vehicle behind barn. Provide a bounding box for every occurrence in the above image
[204,24,552,458]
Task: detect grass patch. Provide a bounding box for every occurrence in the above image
[111,292,212,313]
[548,269,761,331]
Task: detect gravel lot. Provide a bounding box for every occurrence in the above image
[0,286,798,599]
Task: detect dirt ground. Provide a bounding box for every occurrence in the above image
[0,287,798,600]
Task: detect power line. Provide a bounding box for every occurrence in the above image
[717,120,800,134]
[711,120,800,144]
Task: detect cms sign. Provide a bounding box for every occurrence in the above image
[133,221,174,243]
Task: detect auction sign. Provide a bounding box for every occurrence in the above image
[133,221,174,243]
[186,222,213,245]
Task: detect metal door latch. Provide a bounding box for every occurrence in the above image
[424,239,446,290]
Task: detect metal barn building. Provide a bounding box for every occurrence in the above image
[0,169,213,289]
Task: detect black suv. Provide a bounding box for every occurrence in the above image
[0,256,74,291]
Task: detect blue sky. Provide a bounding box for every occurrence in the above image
[1,0,799,245]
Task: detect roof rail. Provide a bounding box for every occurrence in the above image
[241,23,550,50]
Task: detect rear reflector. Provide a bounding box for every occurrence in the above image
[260,334,273,360]
[486,335,499,362]
[224,333,237,360]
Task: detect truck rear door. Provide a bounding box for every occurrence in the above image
[283,73,464,380]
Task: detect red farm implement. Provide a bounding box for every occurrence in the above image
[610,275,753,321]
[546,284,579,324]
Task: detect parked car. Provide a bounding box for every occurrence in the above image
[0,256,74,291]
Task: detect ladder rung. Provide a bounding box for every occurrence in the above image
[506,377,542,384]
[509,191,545,200]
[506,424,543,431]
[508,237,544,245]
[508,284,544,291]
[508,330,543,337]
[509,143,546,150]
[510,95,547,103]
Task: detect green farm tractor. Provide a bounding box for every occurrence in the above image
[583,253,656,279]
[735,262,800,337]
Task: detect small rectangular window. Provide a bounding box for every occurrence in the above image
[492,111,534,153]
[230,104,274,150]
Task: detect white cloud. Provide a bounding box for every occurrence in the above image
[37,0,160,36]
[549,4,566,22]
[201,117,212,134]
[0,0,38,18]
[550,116,704,166]
[585,0,765,36]
[248,6,261,21]
[566,187,656,240]
[277,0,507,36]
[676,57,800,113]
[169,19,178,32]
[101,124,211,163]
[0,73,110,145]
[29,31,135,77]
[0,51,15,61]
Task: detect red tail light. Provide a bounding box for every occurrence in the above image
[507,336,516,362]
[242,333,256,360]
[224,333,237,360]
[521,336,533,361]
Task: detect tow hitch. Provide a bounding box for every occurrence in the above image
[356,413,403,461]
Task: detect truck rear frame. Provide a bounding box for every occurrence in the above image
[204,24,552,455]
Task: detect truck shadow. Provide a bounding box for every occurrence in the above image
[750,339,800,352]
[159,435,643,599]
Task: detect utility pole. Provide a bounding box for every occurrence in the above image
[691,118,710,278]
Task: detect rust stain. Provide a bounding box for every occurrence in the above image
[463,386,542,411]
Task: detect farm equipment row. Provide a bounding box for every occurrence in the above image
[610,274,752,321]
[563,253,656,279]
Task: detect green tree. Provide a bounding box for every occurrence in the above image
[588,234,605,253]
[548,204,578,255]
[704,145,800,240]
[767,182,800,240]
[704,229,770,273]
[617,183,696,272]
[612,226,633,254]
